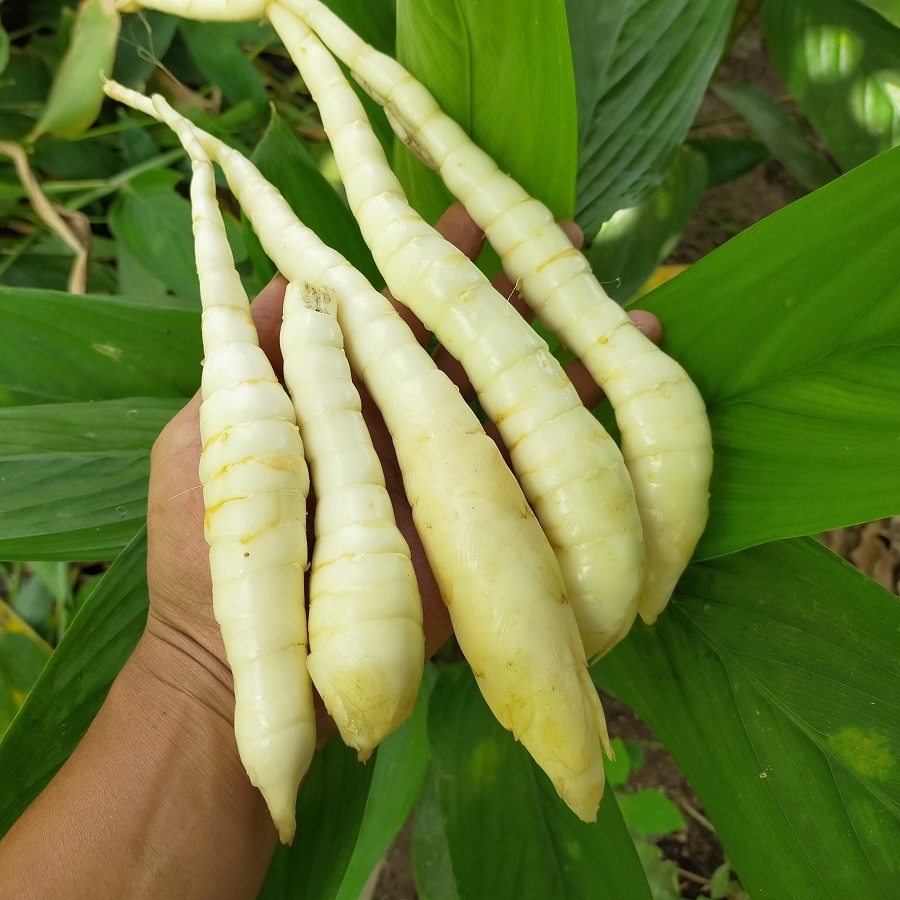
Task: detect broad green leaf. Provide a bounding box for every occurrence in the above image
[327,0,396,55]
[765,0,900,170]
[617,790,685,836]
[247,109,383,288]
[585,145,707,303]
[259,737,375,900]
[180,20,269,112]
[24,5,74,70]
[26,562,72,641]
[108,168,200,304]
[335,664,436,900]
[567,0,738,234]
[603,737,633,788]
[0,287,201,406]
[413,766,460,900]
[621,743,646,777]
[630,145,900,559]
[0,239,119,294]
[116,241,172,301]
[427,664,651,900]
[0,397,182,560]
[595,539,900,899]
[30,0,120,140]
[0,529,148,835]
[27,561,71,606]
[688,137,769,188]
[394,0,577,224]
[0,601,51,739]
[714,81,838,191]
[115,115,163,168]
[32,137,120,180]
[855,0,900,26]
[0,24,10,77]
[634,841,681,900]
[709,862,733,900]
[0,56,51,117]
[12,572,55,628]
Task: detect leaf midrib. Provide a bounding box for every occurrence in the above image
[673,602,900,819]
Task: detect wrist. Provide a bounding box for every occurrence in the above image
[0,621,276,900]
[138,610,236,726]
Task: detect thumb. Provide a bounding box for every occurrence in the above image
[248,274,289,381]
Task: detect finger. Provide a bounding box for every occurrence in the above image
[430,345,476,402]
[249,274,289,380]
[627,309,663,347]
[436,306,664,437]
[557,219,584,251]
[563,309,664,409]
[386,202,486,348]
[435,202,487,260]
[429,216,585,400]
[149,391,202,494]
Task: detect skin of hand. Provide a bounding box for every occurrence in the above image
[147,203,662,675]
[0,203,662,900]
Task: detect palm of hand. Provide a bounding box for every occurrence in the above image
[144,204,661,681]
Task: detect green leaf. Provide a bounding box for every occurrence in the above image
[248,109,383,288]
[630,145,900,559]
[764,0,900,170]
[427,663,651,900]
[0,231,118,294]
[27,562,71,606]
[634,841,681,900]
[708,862,733,899]
[624,740,646,773]
[327,0,396,55]
[394,0,577,223]
[259,737,375,900]
[30,0,120,140]
[0,287,201,406]
[179,20,269,112]
[0,600,52,739]
[0,529,148,836]
[413,765,460,900]
[688,137,769,188]
[116,241,172,301]
[595,538,900,899]
[0,23,10,77]
[568,0,738,234]
[11,573,55,628]
[603,737,633,788]
[108,168,200,304]
[714,81,838,191]
[32,137,120,180]
[585,144,707,302]
[854,0,900,27]
[335,664,436,900]
[618,789,685,836]
[0,397,182,561]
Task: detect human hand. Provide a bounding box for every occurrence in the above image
[142,202,663,712]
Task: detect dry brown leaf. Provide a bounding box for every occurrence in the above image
[0,141,90,293]
[818,527,858,561]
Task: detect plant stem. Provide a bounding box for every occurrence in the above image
[64,148,185,210]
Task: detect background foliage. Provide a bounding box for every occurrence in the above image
[1,1,899,897]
